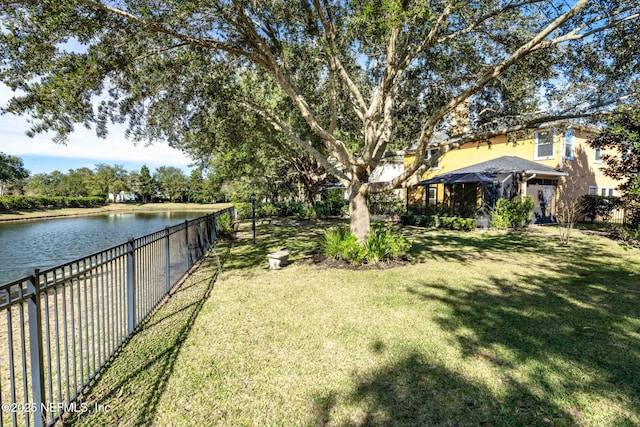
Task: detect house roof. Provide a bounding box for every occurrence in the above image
[418,156,566,186]
[440,156,566,176]
[420,172,498,185]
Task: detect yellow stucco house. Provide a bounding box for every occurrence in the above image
[404,123,621,224]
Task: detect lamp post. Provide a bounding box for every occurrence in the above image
[251,193,256,244]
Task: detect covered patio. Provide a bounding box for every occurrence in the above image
[417,156,567,225]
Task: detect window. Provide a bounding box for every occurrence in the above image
[428,187,437,205]
[535,130,555,160]
[588,186,598,195]
[601,188,616,197]
[426,148,441,170]
[595,147,603,163]
[564,129,575,160]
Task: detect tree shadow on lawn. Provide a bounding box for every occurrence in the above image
[63,248,229,426]
[403,255,640,424]
[406,226,612,265]
[312,350,577,427]
[221,218,344,271]
[312,230,639,426]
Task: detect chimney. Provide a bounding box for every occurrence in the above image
[451,99,471,136]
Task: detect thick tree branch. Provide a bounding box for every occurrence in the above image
[398,0,591,192]
[241,99,350,185]
[227,0,358,168]
[311,0,367,117]
[436,0,546,45]
[533,9,640,50]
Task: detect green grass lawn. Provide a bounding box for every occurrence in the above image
[65,220,640,426]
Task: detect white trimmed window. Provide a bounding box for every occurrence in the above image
[600,187,616,197]
[564,129,575,160]
[427,148,441,170]
[535,130,555,160]
[428,187,437,205]
[588,186,598,195]
[595,147,603,163]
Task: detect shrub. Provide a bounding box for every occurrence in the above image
[490,196,534,229]
[431,216,477,231]
[400,214,416,225]
[463,218,478,231]
[257,202,278,218]
[234,202,252,219]
[305,206,317,220]
[415,215,438,227]
[322,227,362,265]
[608,225,640,250]
[322,225,411,266]
[363,226,411,264]
[579,195,621,223]
[439,216,454,229]
[316,197,349,218]
[0,195,104,211]
[451,217,466,231]
[216,212,234,238]
[626,203,640,229]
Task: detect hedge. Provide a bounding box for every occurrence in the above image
[400,214,477,231]
[0,196,105,211]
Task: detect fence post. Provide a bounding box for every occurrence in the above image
[185,220,190,270]
[126,238,136,334]
[211,213,217,245]
[27,269,45,427]
[165,227,171,294]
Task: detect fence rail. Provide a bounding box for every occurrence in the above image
[0,207,233,427]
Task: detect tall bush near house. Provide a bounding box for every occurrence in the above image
[490,196,534,229]
[490,199,511,229]
[579,195,621,223]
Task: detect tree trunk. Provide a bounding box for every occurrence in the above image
[348,182,370,243]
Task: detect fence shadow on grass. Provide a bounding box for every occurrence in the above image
[64,246,229,426]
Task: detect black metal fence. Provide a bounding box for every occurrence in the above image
[0,207,233,427]
[578,208,627,226]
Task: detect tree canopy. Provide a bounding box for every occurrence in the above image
[590,105,640,201]
[1,0,639,240]
[0,152,29,195]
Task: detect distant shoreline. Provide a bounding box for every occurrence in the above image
[0,202,233,223]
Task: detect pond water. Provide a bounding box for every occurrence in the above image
[0,211,211,285]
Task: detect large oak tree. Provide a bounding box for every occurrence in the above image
[1,0,639,240]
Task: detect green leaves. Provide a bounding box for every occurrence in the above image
[322,224,410,265]
[590,105,640,198]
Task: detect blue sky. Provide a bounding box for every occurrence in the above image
[0,84,194,175]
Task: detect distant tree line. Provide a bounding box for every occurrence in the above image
[0,154,224,204]
[0,152,353,210]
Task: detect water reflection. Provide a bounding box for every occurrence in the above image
[0,211,209,285]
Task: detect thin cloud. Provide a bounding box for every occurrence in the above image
[0,84,192,166]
